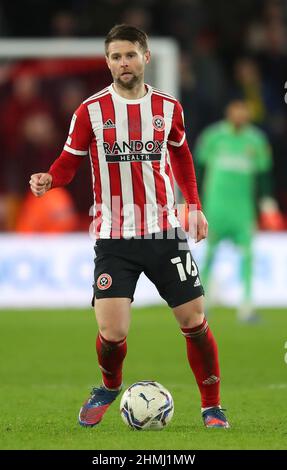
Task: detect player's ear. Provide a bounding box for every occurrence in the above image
[144,50,151,65]
[105,54,111,70]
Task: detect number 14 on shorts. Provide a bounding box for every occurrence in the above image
[171,253,198,282]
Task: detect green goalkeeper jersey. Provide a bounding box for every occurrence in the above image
[195,121,272,223]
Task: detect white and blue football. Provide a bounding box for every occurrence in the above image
[120,381,174,430]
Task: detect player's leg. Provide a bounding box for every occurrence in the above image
[95,297,131,390]
[144,228,229,428]
[200,235,220,315]
[79,239,141,427]
[79,297,131,428]
[200,222,224,316]
[236,229,256,321]
[172,297,229,428]
[200,236,219,292]
[92,238,141,389]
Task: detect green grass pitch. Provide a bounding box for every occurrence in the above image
[0,306,287,450]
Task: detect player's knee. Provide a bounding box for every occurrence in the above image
[179,312,205,329]
[99,327,127,343]
[173,296,205,327]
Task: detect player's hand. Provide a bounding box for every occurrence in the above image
[29,173,52,197]
[259,196,285,231]
[188,210,208,243]
[259,210,285,231]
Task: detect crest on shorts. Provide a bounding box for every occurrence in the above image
[152,115,165,131]
[97,273,112,290]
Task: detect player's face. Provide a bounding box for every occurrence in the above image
[106,40,150,90]
[226,101,250,128]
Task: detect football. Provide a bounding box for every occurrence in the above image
[120,381,174,430]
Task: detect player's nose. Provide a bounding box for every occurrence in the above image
[120,57,129,67]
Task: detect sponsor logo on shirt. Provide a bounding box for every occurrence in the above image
[102,140,166,163]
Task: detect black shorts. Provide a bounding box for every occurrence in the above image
[92,228,204,308]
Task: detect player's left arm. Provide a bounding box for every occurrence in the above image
[167,101,208,242]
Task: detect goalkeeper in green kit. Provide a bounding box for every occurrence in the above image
[194,100,282,321]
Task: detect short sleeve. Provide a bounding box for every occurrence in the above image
[63,103,93,156]
[167,101,186,147]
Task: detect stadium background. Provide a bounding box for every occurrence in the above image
[0,0,287,451]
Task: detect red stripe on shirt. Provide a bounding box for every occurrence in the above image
[127,103,147,234]
[151,93,170,231]
[100,95,123,238]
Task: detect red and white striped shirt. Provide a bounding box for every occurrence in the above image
[52,83,200,238]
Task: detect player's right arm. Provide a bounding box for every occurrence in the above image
[29,103,93,197]
[167,100,208,242]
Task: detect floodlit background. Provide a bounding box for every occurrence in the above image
[0,0,287,451]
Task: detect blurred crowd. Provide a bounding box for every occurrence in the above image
[0,0,286,232]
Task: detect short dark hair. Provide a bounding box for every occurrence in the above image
[105,24,148,55]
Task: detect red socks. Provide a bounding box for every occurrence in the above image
[181,318,220,408]
[96,333,127,390]
[96,318,220,407]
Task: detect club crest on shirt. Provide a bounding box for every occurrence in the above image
[152,115,165,131]
[97,273,112,290]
